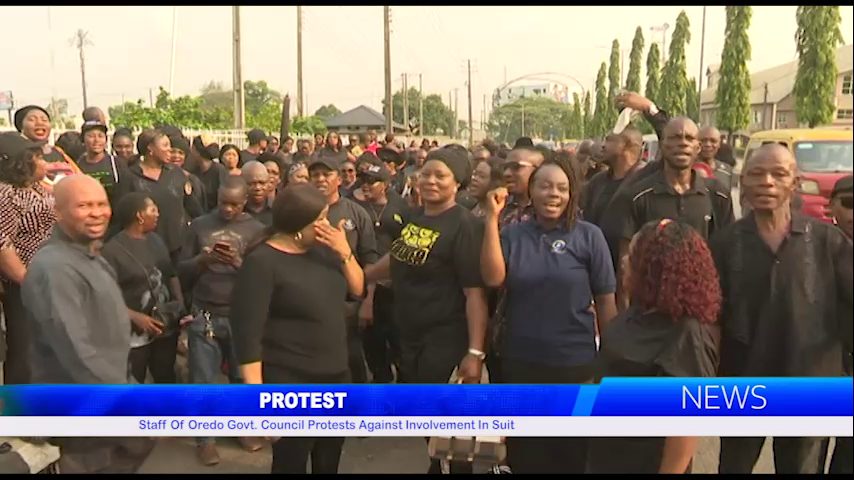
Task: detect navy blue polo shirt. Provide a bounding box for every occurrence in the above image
[500,219,616,367]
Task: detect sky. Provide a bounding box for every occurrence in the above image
[1,5,852,128]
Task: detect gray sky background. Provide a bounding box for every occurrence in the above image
[2,5,852,127]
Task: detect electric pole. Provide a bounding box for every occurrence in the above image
[169,6,178,95]
[297,6,304,117]
[698,6,707,103]
[71,29,92,110]
[383,6,392,134]
[467,60,473,147]
[232,6,245,129]
[482,94,487,130]
[402,73,409,134]
[448,90,453,138]
[418,73,424,137]
[454,88,459,141]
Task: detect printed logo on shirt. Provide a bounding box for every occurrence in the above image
[343,218,356,231]
[550,239,568,254]
[390,223,441,266]
[393,213,403,224]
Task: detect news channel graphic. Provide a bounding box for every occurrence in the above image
[0,379,850,438]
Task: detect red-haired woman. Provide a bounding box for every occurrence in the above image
[586,219,720,474]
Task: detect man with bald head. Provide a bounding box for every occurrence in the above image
[241,160,272,226]
[82,106,107,124]
[615,117,734,309]
[698,126,734,191]
[709,144,853,474]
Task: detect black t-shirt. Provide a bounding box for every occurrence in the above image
[178,212,265,315]
[238,149,258,168]
[246,203,273,227]
[101,231,177,346]
[389,204,484,342]
[230,243,349,378]
[354,193,409,257]
[198,162,228,212]
[77,154,121,202]
[587,308,718,474]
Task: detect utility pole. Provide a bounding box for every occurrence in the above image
[149,88,154,108]
[482,94,487,130]
[402,73,409,134]
[296,6,304,117]
[418,73,424,137]
[383,6,392,134]
[698,6,707,105]
[454,88,459,141]
[169,6,178,95]
[232,6,245,129]
[650,23,670,67]
[71,29,92,110]
[448,90,453,138]
[467,60,473,147]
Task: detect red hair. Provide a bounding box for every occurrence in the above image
[629,220,721,324]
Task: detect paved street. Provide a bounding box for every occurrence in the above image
[139,436,779,474]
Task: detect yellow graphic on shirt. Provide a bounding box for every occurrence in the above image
[390,223,441,266]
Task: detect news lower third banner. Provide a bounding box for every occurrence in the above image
[0,378,850,437]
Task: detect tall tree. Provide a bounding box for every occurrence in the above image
[582,91,592,138]
[314,104,342,120]
[626,27,645,93]
[487,97,571,143]
[606,40,621,130]
[592,62,608,138]
[571,92,584,139]
[645,43,661,103]
[659,10,691,115]
[243,80,282,117]
[716,6,752,137]
[794,6,844,127]
[686,77,700,122]
[383,89,456,136]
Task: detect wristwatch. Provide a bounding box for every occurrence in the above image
[467,348,486,361]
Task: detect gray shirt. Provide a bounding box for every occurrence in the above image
[22,227,130,384]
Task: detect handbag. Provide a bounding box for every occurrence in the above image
[114,238,184,335]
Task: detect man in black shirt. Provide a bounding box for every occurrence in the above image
[238,129,267,167]
[353,164,408,383]
[710,144,853,474]
[616,117,734,310]
[698,126,734,192]
[178,177,266,465]
[241,161,273,226]
[309,155,380,383]
[192,135,226,212]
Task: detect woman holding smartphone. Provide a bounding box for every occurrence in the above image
[231,183,365,474]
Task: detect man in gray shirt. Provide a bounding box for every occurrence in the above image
[21,175,153,472]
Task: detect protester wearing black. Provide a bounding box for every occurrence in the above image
[239,128,267,167]
[241,161,273,226]
[231,184,365,474]
[353,164,408,383]
[710,145,853,474]
[102,193,185,384]
[169,137,207,221]
[308,154,380,384]
[192,135,227,212]
[78,121,123,206]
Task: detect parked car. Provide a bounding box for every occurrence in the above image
[743,128,853,223]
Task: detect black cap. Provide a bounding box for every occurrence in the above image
[81,120,108,136]
[358,164,391,183]
[13,105,50,132]
[513,136,534,149]
[171,137,190,157]
[377,147,404,167]
[247,128,267,145]
[0,131,40,162]
[831,175,853,199]
[308,155,342,172]
[425,147,470,184]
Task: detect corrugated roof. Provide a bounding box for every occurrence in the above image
[324,105,404,129]
[701,44,853,107]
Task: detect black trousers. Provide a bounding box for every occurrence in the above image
[830,436,853,474]
[719,437,829,474]
[1,283,29,384]
[361,285,400,383]
[128,333,178,384]
[264,365,350,474]
[501,358,593,474]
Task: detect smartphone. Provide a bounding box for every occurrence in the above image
[213,241,233,253]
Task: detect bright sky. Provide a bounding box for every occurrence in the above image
[2,5,852,126]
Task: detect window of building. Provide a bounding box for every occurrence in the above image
[837,109,853,120]
[843,74,852,95]
[776,112,788,127]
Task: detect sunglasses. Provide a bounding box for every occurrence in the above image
[341,168,356,173]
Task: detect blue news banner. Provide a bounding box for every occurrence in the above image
[0,378,851,437]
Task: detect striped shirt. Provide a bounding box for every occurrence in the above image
[0,182,56,278]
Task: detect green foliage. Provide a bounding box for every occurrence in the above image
[291,116,327,136]
[716,6,752,134]
[794,6,844,127]
[383,89,455,135]
[592,62,608,138]
[626,27,645,93]
[645,43,661,103]
[659,10,691,115]
[606,39,621,130]
[243,80,282,117]
[582,91,592,138]
[487,97,575,143]
[686,77,699,122]
[314,104,342,120]
[570,92,584,139]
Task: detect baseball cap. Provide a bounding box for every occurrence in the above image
[358,164,391,183]
[81,120,108,136]
[377,147,404,167]
[831,175,853,199]
[309,155,343,172]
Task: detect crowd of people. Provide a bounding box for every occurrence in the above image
[0,90,851,474]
